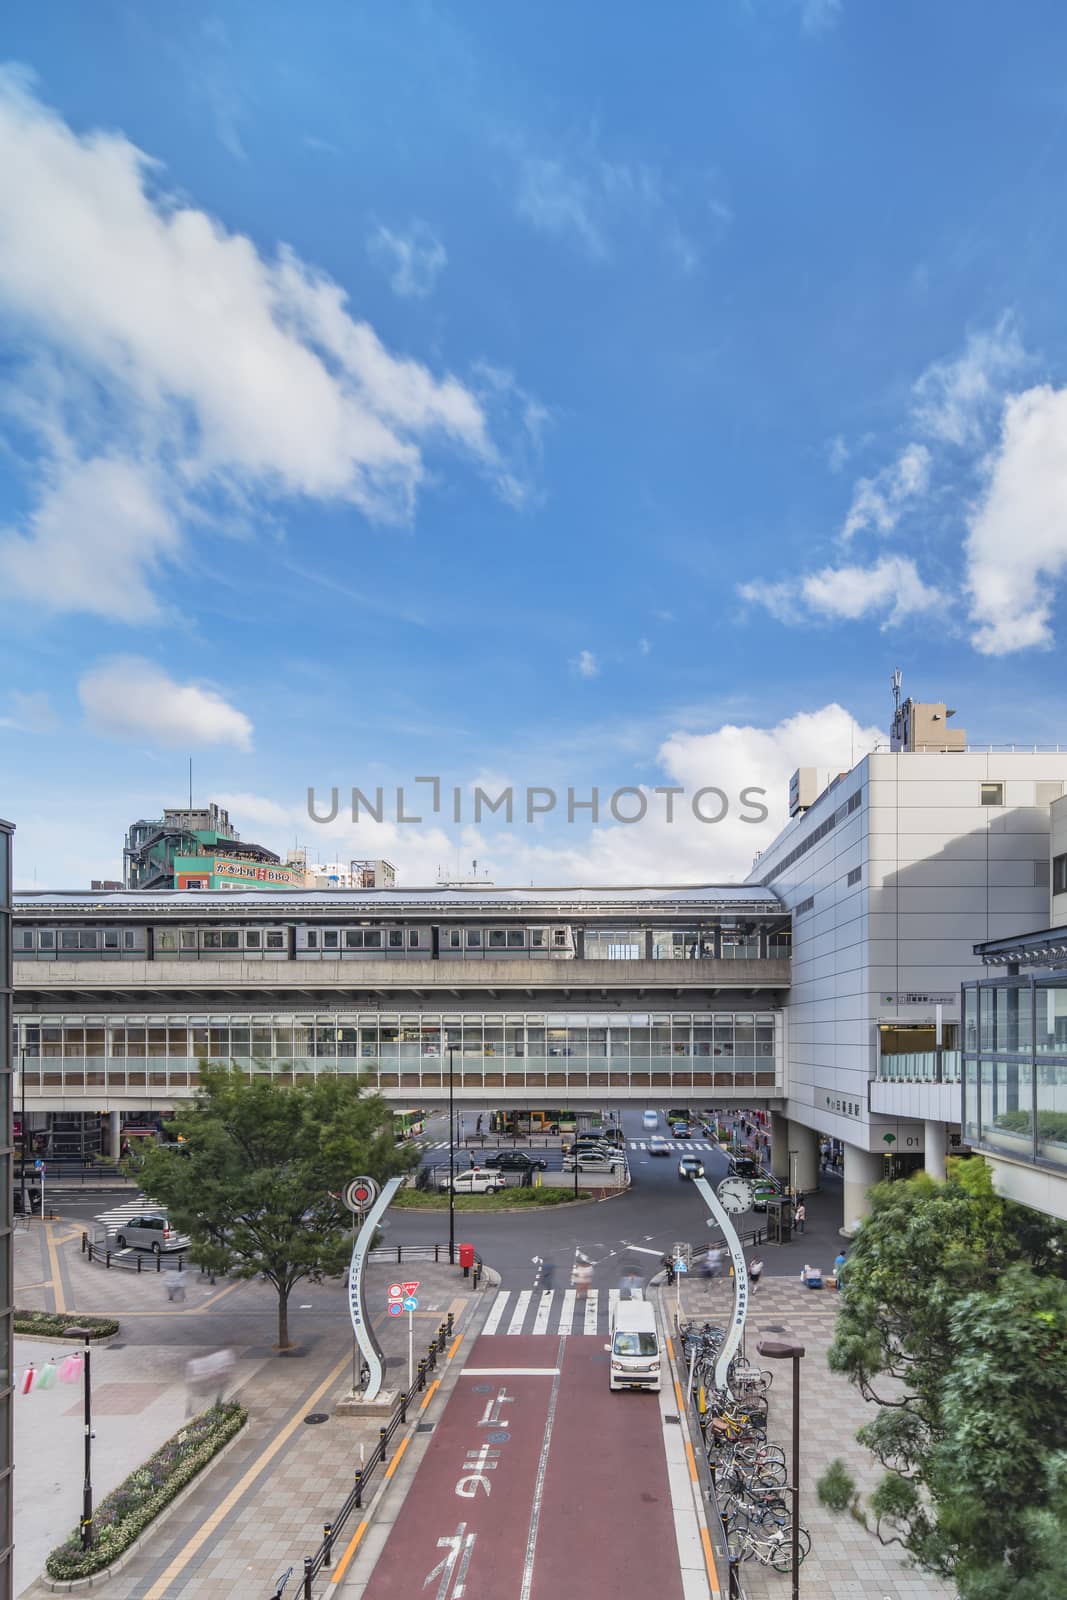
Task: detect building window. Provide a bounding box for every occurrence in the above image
[466,930,482,949]
[795,896,815,916]
[1054,854,1067,896]
[266,931,285,950]
[981,782,1004,806]
[847,791,862,814]
[846,867,862,887]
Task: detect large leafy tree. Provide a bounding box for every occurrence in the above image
[137,1067,418,1348]
[828,1159,1067,1590]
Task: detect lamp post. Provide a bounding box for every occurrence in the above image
[447,1045,456,1266]
[19,1048,27,1220]
[758,1338,805,1600]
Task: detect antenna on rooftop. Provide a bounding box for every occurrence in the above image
[891,669,902,716]
[188,756,193,810]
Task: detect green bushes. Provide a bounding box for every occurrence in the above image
[46,1402,246,1580]
[14,1309,118,1339]
[994,1110,1067,1142]
[817,1457,858,1512]
[393,1186,591,1209]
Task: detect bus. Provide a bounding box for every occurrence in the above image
[392,1109,426,1142]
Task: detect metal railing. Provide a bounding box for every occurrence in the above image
[370,1242,482,1287]
[81,1232,189,1274]
[289,1311,457,1599]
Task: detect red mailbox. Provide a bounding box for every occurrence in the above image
[458,1242,475,1276]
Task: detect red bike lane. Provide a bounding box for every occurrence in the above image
[359,1331,685,1600]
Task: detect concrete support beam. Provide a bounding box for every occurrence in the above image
[788,1122,821,1194]
[108,1109,121,1159]
[924,1121,947,1182]
[843,1144,885,1233]
[770,1110,791,1182]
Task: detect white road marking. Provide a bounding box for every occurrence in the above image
[608,1289,619,1325]
[556,1289,576,1335]
[583,1289,599,1335]
[507,1290,533,1335]
[482,1291,510,1336]
[625,1245,663,1256]
[463,1368,560,1377]
[532,1291,553,1334]
[519,1338,566,1600]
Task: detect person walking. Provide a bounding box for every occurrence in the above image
[794,1199,806,1234]
[748,1257,764,1295]
[572,1261,593,1301]
[468,1150,477,1170]
[476,1114,483,1136]
[541,1260,556,1291]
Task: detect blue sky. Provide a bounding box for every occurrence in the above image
[3,1,1067,887]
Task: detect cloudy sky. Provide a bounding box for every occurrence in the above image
[3,3,1067,888]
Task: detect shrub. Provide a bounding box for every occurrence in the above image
[995,1110,1067,1142]
[45,1402,246,1579]
[817,1457,858,1513]
[15,1309,118,1339]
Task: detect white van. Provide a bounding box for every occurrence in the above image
[606,1299,661,1392]
[642,1109,658,1130]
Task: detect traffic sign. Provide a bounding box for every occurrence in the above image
[402,1279,420,1296]
[387,1302,403,1317]
[388,1282,403,1299]
[403,1296,418,1311]
[674,1258,689,1273]
[344,1176,379,1214]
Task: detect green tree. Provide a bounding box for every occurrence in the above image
[136,1067,418,1349]
[828,1159,1067,1587]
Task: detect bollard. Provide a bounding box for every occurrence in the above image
[437,1322,446,1353]
[354,1468,363,1509]
[446,1311,454,1340]
[417,1358,426,1391]
[156,1253,161,1273]
[105,1250,111,1268]
[81,1231,87,1254]
[136,1254,141,1274]
[323,1521,333,1568]
[303,1555,313,1599]
[177,1254,183,1273]
[400,1391,407,1423]
[379,1426,388,1465]
[434,1242,441,1262]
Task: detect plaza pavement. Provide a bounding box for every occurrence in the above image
[673,1269,957,1600]
[14,1217,485,1599]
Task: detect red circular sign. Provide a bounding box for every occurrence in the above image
[352,1184,371,1204]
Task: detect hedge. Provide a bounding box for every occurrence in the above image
[393,1186,591,1209]
[45,1401,247,1580]
[994,1110,1067,1142]
[15,1310,118,1340]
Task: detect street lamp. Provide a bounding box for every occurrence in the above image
[447,1045,455,1266]
[758,1338,805,1600]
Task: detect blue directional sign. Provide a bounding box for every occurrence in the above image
[403,1295,419,1311]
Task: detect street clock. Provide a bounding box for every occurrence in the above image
[716,1177,754,1215]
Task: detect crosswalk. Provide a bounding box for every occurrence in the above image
[481,1287,643,1337]
[629,1140,722,1152]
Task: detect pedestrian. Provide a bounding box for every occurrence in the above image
[541,1260,555,1291]
[476,1114,483,1136]
[794,1199,806,1234]
[165,1276,187,1303]
[748,1257,763,1294]
[469,1150,476,1170]
[572,1262,593,1301]
[833,1250,847,1290]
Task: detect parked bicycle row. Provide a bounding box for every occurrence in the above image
[678,1320,811,1574]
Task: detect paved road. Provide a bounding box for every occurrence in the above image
[358,1331,682,1600]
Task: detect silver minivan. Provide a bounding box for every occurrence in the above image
[115,1213,180,1254]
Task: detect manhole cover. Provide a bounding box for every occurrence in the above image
[761,1324,786,1332]
[664,1415,680,1425]
[416,1422,435,1433]
[304,1413,330,1425]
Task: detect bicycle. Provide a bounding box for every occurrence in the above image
[727,1515,811,1572]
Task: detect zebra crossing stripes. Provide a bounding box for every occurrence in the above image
[628,1139,720,1152]
[482,1288,625,1337]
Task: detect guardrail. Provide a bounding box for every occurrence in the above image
[288,1311,457,1599]
[662,1227,765,1286]
[370,1242,483,1287]
[81,1232,190,1274]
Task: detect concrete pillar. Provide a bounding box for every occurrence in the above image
[789,1122,821,1194]
[108,1110,121,1160]
[770,1111,791,1182]
[842,1144,885,1233]
[924,1121,947,1182]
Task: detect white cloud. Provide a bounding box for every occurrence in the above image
[0,70,530,620]
[367,220,447,299]
[638,637,651,656]
[800,0,842,32]
[214,791,292,827]
[79,659,254,750]
[826,434,849,473]
[841,442,931,541]
[741,556,941,630]
[0,689,59,732]
[965,384,1067,654]
[513,138,705,270]
[913,316,1026,448]
[573,649,599,678]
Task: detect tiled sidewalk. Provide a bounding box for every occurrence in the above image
[17,1259,484,1600]
[675,1274,956,1600]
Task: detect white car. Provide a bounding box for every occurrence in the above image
[642,1110,659,1130]
[562,1152,625,1173]
[648,1136,671,1156]
[438,1167,506,1194]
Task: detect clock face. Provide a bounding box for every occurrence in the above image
[717,1177,754,1215]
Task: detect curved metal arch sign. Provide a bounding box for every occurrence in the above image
[348,1175,404,1400]
[692,1175,748,1398]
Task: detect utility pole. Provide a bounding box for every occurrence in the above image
[81,1345,94,1549]
[447,1046,455,1266]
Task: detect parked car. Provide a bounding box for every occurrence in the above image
[562,1152,625,1174]
[648,1136,671,1156]
[564,1139,616,1158]
[678,1154,705,1180]
[482,1150,548,1172]
[114,1214,181,1254]
[438,1168,506,1194]
[671,1122,691,1139]
[729,1155,761,1180]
